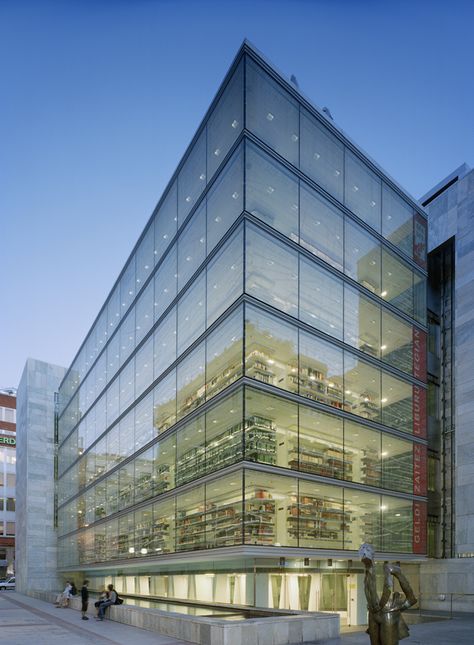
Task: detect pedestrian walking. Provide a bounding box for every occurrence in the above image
[81,579,89,620]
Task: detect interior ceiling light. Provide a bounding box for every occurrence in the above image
[231,119,239,128]
[313,152,321,159]
[266,112,274,121]
[381,291,387,297]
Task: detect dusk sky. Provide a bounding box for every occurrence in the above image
[1,0,473,388]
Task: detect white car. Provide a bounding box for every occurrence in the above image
[0,576,15,590]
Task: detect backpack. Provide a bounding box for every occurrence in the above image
[70,584,77,596]
[114,593,124,605]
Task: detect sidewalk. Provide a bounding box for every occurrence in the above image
[0,591,192,645]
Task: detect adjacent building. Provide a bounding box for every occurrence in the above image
[55,42,428,620]
[0,388,16,578]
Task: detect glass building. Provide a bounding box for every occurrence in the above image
[56,42,428,618]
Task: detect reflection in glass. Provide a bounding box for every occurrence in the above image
[300,183,343,271]
[344,285,381,358]
[176,414,206,486]
[206,227,243,327]
[382,434,413,493]
[344,219,381,296]
[178,130,206,226]
[381,309,412,374]
[206,391,243,473]
[299,331,344,410]
[153,309,176,380]
[344,353,381,422]
[382,184,413,258]
[154,246,177,323]
[300,256,343,339]
[382,248,413,317]
[344,489,381,550]
[136,223,155,292]
[177,202,206,290]
[153,433,175,495]
[381,372,412,433]
[345,151,381,232]
[152,498,175,554]
[176,344,206,420]
[344,421,381,487]
[206,308,243,400]
[177,271,206,354]
[381,496,412,552]
[154,182,177,264]
[153,371,176,434]
[246,143,298,240]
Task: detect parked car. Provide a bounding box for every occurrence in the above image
[0,576,15,590]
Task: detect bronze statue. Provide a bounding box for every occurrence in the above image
[359,543,417,645]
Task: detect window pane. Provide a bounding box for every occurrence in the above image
[134,391,154,451]
[344,489,381,550]
[413,272,427,325]
[135,282,154,346]
[119,360,135,414]
[300,256,343,339]
[246,58,299,166]
[178,130,206,226]
[136,222,155,291]
[207,59,243,179]
[135,448,154,505]
[300,109,344,201]
[119,259,136,315]
[206,391,243,473]
[344,219,381,295]
[299,405,345,479]
[118,462,134,511]
[344,284,381,358]
[178,202,206,290]
[119,308,135,365]
[244,470,297,546]
[153,433,175,495]
[135,336,153,399]
[246,225,298,316]
[300,183,343,271]
[206,473,243,547]
[298,480,344,548]
[207,145,243,253]
[382,184,413,257]
[299,331,344,410]
[381,309,413,374]
[154,181,178,263]
[382,248,413,317]
[106,333,120,383]
[345,151,381,232]
[206,226,243,327]
[153,371,176,434]
[135,505,154,556]
[152,497,175,555]
[154,245,177,322]
[119,409,134,460]
[245,305,298,394]
[244,387,294,469]
[382,434,413,493]
[153,308,177,380]
[106,378,120,428]
[106,424,121,471]
[177,272,206,355]
[344,420,381,487]
[344,353,381,422]
[176,413,206,486]
[382,496,412,552]
[176,484,205,551]
[245,142,299,240]
[177,344,206,420]
[381,372,412,433]
[206,308,243,400]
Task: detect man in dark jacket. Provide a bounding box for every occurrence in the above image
[81,580,89,620]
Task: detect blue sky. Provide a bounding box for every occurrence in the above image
[1,0,473,388]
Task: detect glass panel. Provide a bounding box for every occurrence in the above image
[344,284,381,359]
[382,434,413,493]
[298,480,344,548]
[153,308,177,380]
[178,130,206,226]
[118,461,134,511]
[413,272,427,325]
[135,448,154,505]
[106,424,121,471]
[135,281,154,345]
[119,409,134,460]
[344,489,381,550]
[244,470,297,546]
[152,498,175,555]
[106,470,119,515]
[344,353,381,422]
[381,372,412,433]
[154,245,177,322]
[382,184,413,257]
[206,473,243,547]
[153,433,175,495]
[206,226,243,327]
[381,309,413,374]
[299,183,343,271]
[119,360,135,415]
[154,181,178,263]
[177,202,206,290]
[176,344,206,420]
[106,333,120,383]
[134,392,155,451]
[300,109,344,201]
[135,505,154,556]
[118,512,135,558]
[176,484,206,551]
[176,414,206,487]
[120,258,136,315]
[246,224,298,316]
[246,58,299,166]
[344,218,381,296]
[245,305,298,394]
[298,405,345,479]
[382,496,412,552]
[345,151,381,232]
[135,336,154,399]
[205,308,243,400]
[244,387,295,469]
[245,142,299,240]
[299,331,344,410]
[153,371,177,434]
[177,272,206,354]
[344,420,381,487]
[107,286,121,335]
[207,145,244,253]
[119,308,135,365]
[299,256,343,339]
[206,390,243,473]
[136,222,155,291]
[382,248,413,317]
[207,59,243,178]
[106,378,120,428]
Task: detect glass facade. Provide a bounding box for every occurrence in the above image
[56,44,427,612]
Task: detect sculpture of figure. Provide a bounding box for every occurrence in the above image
[359,543,417,645]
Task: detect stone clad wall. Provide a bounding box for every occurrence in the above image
[16,358,66,594]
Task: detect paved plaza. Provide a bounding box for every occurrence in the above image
[2,591,474,644]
